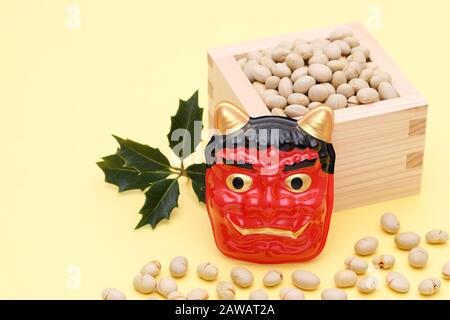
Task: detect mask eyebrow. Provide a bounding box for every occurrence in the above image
[284,158,317,172]
[223,162,254,171]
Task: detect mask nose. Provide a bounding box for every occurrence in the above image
[259,176,296,217]
[244,176,294,218]
[258,185,277,218]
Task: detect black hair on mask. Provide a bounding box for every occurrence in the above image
[205,116,335,174]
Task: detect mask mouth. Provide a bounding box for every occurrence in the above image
[229,219,310,239]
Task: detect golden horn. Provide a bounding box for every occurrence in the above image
[297,105,334,143]
[214,101,249,134]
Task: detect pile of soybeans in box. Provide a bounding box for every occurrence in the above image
[237,27,399,118]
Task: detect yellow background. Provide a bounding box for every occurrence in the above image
[1,0,449,300]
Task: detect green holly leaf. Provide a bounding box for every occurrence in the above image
[98,90,207,231]
[113,135,172,173]
[97,154,171,192]
[186,163,206,203]
[136,179,180,229]
[167,91,203,160]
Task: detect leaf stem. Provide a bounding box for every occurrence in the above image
[179,161,187,177]
[169,166,182,174]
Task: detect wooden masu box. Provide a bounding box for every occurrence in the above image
[207,23,428,211]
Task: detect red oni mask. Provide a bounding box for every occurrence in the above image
[205,103,335,264]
